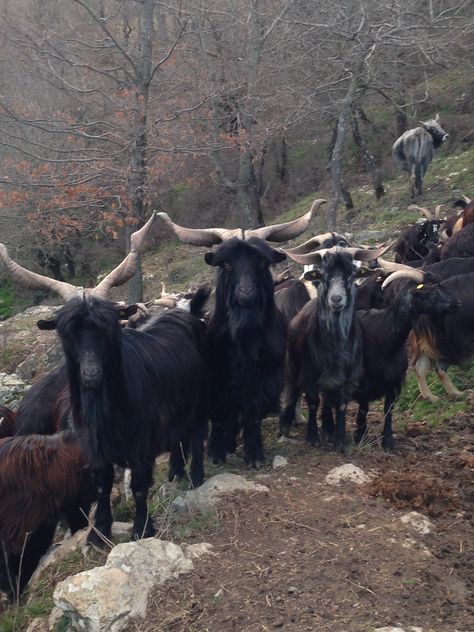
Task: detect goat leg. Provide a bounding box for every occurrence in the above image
[279,388,300,437]
[88,464,114,548]
[381,389,396,451]
[305,393,320,446]
[208,418,228,464]
[321,397,335,441]
[189,414,207,488]
[415,353,439,402]
[242,417,265,468]
[435,363,462,398]
[131,461,156,540]
[355,397,369,444]
[334,398,348,453]
[168,439,189,482]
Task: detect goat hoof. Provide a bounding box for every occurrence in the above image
[382,436,395,451]
[278,425,290,438]
[355,430,368,445]
[133,523,156,540]
[424,394,439,403]
[87,528,110,549]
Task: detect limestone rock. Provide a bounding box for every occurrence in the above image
[325,464,371,485]
[25,617,50,632]
[272,455,288,468]
[173,473,269,512]
[0,371,30,406]
[400,511,434,535]
[54,538,211,632]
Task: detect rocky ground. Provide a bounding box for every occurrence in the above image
[124,406,473,632]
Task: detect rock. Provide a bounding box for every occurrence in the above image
[182,542,214,559]
[400,512,434,535]
[54,538,212,632]
[0,371,30,406]
[325,464,371,486]
[173,473,269,513]
[26,617,50,632]
[374,628,407,632]
[16,342,63,381]
[29,522,134,592]
[272,455,288,468]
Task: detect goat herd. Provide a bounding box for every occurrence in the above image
[0,195,473,601]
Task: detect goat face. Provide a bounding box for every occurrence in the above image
[421,117,448,148]
[418,219,441,245]
[38,298,138,389]
[411,278,459,316]
[305,252,356,313]
[205,238,286,310]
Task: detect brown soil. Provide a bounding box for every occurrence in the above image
[132,407,474,632]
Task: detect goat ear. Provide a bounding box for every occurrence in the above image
[118,304,139,319]
[37,318,57,330]
[355,266,371,278]
[204,252,216,266]
[304,269,323,281]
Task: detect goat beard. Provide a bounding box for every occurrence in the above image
[227,295,267,338]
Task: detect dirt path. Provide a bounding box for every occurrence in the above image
[133,409,474,632]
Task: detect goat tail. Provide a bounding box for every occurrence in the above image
[190,286,212,318]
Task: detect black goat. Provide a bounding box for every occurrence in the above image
[354,269,458,449]
[37,294,209,545]
[279,247,382,451]
[0,429,94,598]
[204,238,287,466]
[0,214,210,545]
[157,201,327,467]
[14,365,69,436]
[393,205,442,264]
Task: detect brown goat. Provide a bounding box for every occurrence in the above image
[0,430,94,598]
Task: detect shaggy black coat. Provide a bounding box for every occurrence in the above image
[279,252,363,451]
[393,220,441,264]
[355,278,457,449]
[205,238,287,467]
[14,365,69,435]
[37,292,209,545]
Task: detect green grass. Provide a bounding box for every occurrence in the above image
[394,359,474,429]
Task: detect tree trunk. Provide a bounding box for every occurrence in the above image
[238,150,264,228]
[328,78,357,230]
[126,0,154,303]
[351,111,385,200]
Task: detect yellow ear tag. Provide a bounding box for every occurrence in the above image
[416,283,424,289]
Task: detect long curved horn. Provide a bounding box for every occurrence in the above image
[157,212,242,245]
[92,212,158,298]
[154,297,177,308]
[461,194,472,204]
[245,199,327,242]
[284,232,347,255]
[0,244,80,301]
[381,268,424,289]
[377,258,415,273]
[434,205,443,219]
[284,245,386,265]
[408,204,433,220]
